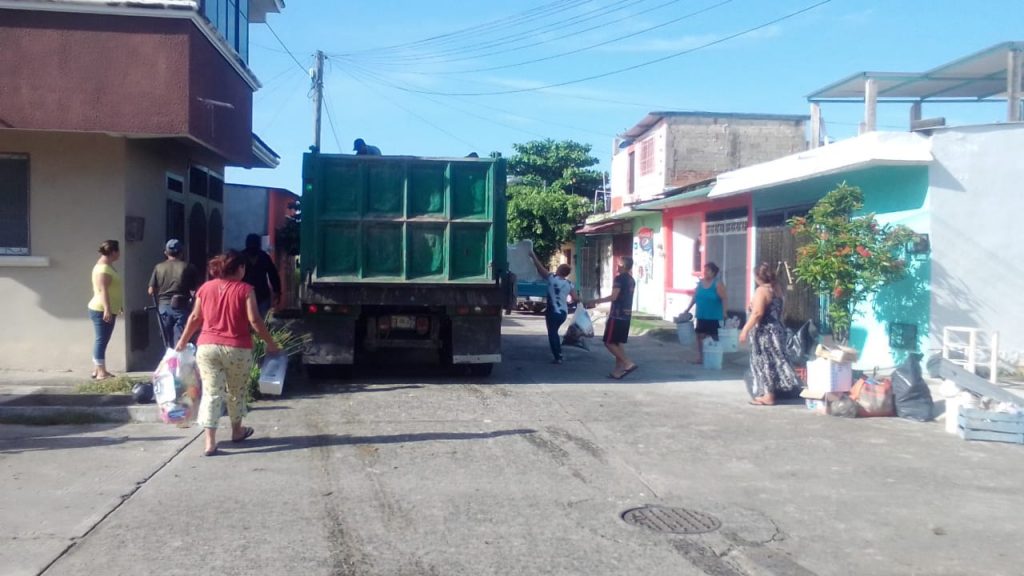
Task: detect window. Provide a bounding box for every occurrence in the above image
[202,0,250,62]
[0,155,29,255]
[639,138,655,176]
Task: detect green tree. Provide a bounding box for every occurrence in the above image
[788,183,915,343]
[507,183,591,264]
[507,139,604,197]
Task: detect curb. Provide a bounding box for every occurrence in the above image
[0,404,162,425]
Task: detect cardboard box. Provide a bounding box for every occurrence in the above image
[814,343,859,363]
[800,390,846,415]
[806,357,853,394]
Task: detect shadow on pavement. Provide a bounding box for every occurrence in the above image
[0,433,187,454]
[226,428,537,454]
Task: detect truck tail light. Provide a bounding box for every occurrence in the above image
[415,316,430,334]
[377,316,391,331]
[307,304,319,314]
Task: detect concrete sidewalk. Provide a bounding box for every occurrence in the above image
[0,423,199,576]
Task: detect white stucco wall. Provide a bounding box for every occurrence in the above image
[928,124,1024,366]
[610,124,668,206]
[124,140,195,369]
[0,131,127,372]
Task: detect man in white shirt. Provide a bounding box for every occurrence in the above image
[529,250,578,364]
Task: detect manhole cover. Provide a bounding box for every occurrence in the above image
[621,505,721,534]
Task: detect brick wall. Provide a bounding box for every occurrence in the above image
[665,116,807,187]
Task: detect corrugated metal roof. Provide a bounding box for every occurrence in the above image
[808,42,1024,102]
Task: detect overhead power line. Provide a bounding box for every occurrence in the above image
[358,0,731,75]
[322,84,344,153]
[265,21,309,73]
[338,64,482,151]
[352,0,832,97]
[337,0,653,65]
[334,0,595,57]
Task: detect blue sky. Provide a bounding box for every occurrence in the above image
[227,0,1024,191]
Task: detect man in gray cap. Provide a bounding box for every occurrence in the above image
[148,239,200,347]
[353,138,382,156]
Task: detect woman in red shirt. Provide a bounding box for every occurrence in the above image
[176,250,279,456]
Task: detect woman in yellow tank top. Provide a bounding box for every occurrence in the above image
[87,240,123,379]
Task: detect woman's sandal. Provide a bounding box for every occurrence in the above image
[202,447,219,457]
[748,397,775,406]
[231,426,255,443]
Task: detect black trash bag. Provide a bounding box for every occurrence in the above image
[131,381,155,404]
[829,393,859,418]
[785,320,818,363]
[891,353,934,421]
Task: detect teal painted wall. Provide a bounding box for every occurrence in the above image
[753,165,931,370]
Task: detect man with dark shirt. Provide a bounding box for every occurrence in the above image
[353,138,382,156]
[585,256,637,379]
[148,239,199,347]
[242,233,282,318]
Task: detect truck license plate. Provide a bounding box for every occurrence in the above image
[392,315,415,329]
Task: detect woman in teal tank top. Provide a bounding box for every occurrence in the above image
[683,262,728,364]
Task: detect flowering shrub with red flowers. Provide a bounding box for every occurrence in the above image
[788,183,915,343]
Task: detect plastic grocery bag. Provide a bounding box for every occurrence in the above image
[152,346,202,424]
[849,377,895,417]
[572,307,594,337]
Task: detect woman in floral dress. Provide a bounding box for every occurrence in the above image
[740,263,800,405]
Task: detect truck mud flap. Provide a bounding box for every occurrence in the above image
[450,316,501,364]
[304,316,357,365]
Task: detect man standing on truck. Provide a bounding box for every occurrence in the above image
[585,256,637,379]
[353,138,382,156]
[242,233,282,318]
[148,238,199,347]
[528,250,578,364]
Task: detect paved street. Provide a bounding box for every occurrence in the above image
[2,314,1023,576]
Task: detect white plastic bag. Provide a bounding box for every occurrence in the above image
[152,346,201,424]
[572,307,594,337]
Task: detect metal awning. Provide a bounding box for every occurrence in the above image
[577,221,631,235]
[809,42,1024,102]
[633,185,712,210]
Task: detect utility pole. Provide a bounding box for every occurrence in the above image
[312,49,325,151]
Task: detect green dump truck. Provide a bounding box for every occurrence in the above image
[299,152,511,376]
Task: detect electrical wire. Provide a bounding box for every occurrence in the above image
[338,65,482,151]
[348,0,832,97]
[338,0,652,65]
[431,0,732,74]
[322,84,344,153]
[342,58,619,138]
[265,21,309,73]
[333,0,595,57]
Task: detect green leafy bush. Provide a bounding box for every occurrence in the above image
[788,183,915,343]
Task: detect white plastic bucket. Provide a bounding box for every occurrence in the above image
[703,339,724,370]
[677,322,696,346]
[718,328,739,352]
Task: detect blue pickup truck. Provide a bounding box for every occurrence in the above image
[515,280,549,313]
